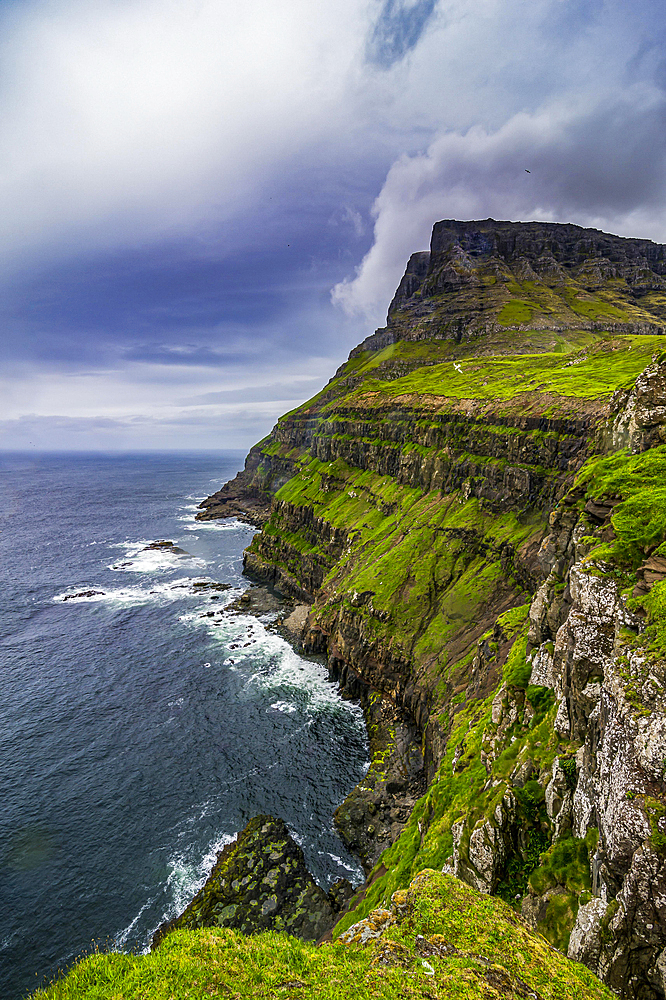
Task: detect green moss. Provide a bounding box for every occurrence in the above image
[644,796,666,853]
[503,630,531,688]
[539,892,580,953]
[526,834,594,951]
[529,836,591,897]
[498,299,535,325]
[568,445,666,661]
[496,602,530,637]
[637,581,666,660]
[560,756,578,791]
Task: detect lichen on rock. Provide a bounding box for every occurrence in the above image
[152,815,345,946]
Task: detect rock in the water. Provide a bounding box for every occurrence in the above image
[62,590,104,601]
[143,540,189,554]
[152,815,341,947]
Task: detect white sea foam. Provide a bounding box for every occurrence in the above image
[193,607,362,719]
[249,634,360,716]
[323,852,361,877]
[54,577,207,607]
[176,509,255,535]
[164,831,235,918]
[270,700,297,714]
[191,518,255,534]
[114,896,156,950]
[108,539,206,574]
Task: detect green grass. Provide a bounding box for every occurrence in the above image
[572,445,666,659]
[497,299,535,325]
[575,445,666,569]
[30,872,613,1000]
[348,336,660,403]
[638,581,666,661]
[503,629,531,688]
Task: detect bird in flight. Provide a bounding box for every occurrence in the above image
[525,169,531,173]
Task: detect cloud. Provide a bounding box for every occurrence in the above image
[3,0,666,450]
[179,377,327,405]
[0,355,336,449]
[0,0,370,272]
[2,0,643,276]
[0,404,301,450]
[332,85,666,322]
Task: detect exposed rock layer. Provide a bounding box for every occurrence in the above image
[198,219,666,998]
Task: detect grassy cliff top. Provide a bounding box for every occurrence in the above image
[280,333,662,430]
[347,335,662,402]
[32,871,612,1000]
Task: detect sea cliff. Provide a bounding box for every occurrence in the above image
[33,219,666,1000]
[199,219,666,998]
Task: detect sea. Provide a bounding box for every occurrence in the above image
[0,451,368,1000]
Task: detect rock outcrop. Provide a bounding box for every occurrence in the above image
[152,816,349,946]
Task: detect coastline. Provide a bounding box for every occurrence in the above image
[154,536,426,944]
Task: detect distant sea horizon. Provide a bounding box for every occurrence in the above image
[0,450,367,1000]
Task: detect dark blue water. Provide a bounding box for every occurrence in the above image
[0,452,367,1000]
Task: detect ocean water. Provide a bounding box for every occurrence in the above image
[0,452,368,1000]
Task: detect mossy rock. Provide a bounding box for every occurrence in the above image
[152,815,340,946]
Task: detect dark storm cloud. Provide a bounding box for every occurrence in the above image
[366,0,438,68]
[0,188,377,370]
[3,0,666,449]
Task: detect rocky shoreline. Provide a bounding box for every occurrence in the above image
[152,576,426,948]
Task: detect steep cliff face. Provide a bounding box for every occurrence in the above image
[198,220,666,999]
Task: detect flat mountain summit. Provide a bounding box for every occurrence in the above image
[361,218,666,360]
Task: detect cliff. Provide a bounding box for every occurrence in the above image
[198,220,666,998]
[35,219,666,1000]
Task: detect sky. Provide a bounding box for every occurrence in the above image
[2,0,666,451]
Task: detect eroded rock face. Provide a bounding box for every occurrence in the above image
[152,816,345,947]
[329,678,425,873]
[612,358,666,454]
[525,515,666,997]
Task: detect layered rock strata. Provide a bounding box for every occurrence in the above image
[197,219,666,998]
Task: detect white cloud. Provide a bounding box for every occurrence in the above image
[0,355,336,448]
[0,0,370,269]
